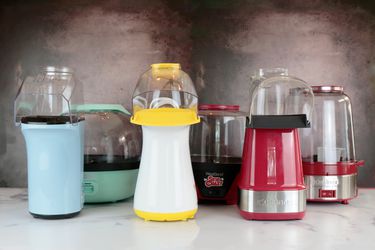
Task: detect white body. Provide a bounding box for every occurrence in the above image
[134,125,197,213]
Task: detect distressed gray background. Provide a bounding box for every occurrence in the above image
[1,0,375,187]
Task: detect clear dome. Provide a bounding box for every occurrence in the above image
[131,63,199,126]
[14,66,83,125]
[249,75,314,128]
[75,104,142,171]
[249,68,288,103]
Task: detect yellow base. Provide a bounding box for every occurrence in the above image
[134,208,197,221]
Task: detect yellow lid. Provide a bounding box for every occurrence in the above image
[151,63,181,79]
[131,108,200,126]
[151,63,181,70]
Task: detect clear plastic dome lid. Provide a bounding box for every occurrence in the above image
[249,68,289,102]
[75,104,142,171]
[249,75,313,128]
[131,63,199,126]
[14,66,83,125]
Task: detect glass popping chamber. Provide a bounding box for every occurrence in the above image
[77,105,141,167]
[301,86,356,164]
[190,105,246,162]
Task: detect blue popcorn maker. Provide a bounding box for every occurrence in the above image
[14,66,84,219]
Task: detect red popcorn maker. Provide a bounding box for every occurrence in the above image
[238,74,313,220]
[300,86,364,204]
[190,104,246,204]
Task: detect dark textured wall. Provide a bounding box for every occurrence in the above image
[1,0,375,187]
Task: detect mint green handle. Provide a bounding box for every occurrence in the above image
[73,104,130,115]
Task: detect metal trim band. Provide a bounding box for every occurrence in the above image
[304,174,357,201]
[239,189,306,213]
[311,85,343,93]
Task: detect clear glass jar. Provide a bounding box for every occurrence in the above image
[301,86,356,163]
[190,104,246,162]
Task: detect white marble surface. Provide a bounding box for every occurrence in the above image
[0,188,374,250]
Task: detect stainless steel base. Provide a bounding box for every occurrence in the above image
[304,174,357,201]
[239,189,306,213]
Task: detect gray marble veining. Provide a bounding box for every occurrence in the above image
[0,188,374,250]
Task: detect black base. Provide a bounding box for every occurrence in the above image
[30,210,81,219]
[248,114,310,128]
[198,199,230,205]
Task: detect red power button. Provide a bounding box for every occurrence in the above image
[319,189,336,198]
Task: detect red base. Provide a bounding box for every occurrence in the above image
[307,198,352,204]
[303,161,364,176]
[239,210,305,220]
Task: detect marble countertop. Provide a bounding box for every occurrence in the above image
[0,188,374,250]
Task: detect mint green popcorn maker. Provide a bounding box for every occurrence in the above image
[76,104,142,203]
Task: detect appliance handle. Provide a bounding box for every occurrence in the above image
[149,97,180,109]
[356,160,365,167]
[73,104,130,115]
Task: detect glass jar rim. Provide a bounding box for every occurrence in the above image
[312,85,343,93]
